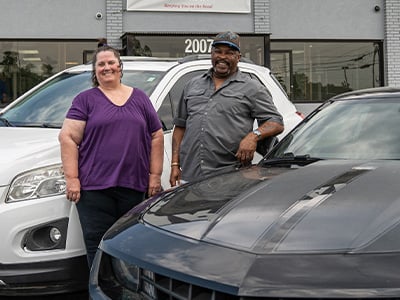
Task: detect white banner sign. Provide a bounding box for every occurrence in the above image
[127,0,251,13]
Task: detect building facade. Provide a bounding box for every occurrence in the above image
[0,0,398,107]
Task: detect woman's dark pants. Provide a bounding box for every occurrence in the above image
[76,187,145,268]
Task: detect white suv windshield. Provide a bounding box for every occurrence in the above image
[0,70,165,128]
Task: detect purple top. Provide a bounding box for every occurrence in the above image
[66,87,162,192]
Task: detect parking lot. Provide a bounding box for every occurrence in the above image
[3,291,88,299]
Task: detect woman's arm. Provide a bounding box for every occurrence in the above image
[148,128,164,197]
[58,118,86,203]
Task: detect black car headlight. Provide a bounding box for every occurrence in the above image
[112,257,140,291]
[91,251,143,299]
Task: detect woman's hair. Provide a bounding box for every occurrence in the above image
[97,38,107,48]
[91,45,123,87]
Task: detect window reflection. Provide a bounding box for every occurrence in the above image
[0,41,96,105]
[271,41,382,102]
[0,39,383,106]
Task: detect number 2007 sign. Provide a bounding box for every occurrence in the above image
[185,38,214,54]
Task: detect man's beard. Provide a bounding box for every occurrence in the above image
[213,60,234,79]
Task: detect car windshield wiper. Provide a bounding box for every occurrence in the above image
[4,122,62,128]
[0,117,14,127]
[41,123,61,128]
[259,152,323,167]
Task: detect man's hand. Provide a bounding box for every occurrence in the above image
[169,165,181,187]
[235,133,258,164]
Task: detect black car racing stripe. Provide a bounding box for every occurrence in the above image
[259,168,371,252]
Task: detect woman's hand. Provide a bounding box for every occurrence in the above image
[66,177,81,203]
[148,173,162,197]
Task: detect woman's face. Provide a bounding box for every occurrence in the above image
[94,50,122,86]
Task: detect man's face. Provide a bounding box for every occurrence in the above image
[211,45,241,79]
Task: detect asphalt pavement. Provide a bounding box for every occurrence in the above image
[1,291,88,300]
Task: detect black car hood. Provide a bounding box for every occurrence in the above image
[101,160,400,297]
[143,160,400,254]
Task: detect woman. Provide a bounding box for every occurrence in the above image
[58,45,164,267]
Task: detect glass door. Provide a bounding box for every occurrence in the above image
[270,50,293,100]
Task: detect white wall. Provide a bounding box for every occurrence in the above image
[0,0,385,41]
[270,0,384,39]
[123,10,254,33]
[0,0,106,38]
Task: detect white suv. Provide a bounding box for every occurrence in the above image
[0,56,303,296]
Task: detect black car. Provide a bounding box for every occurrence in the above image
[89,87,400,299]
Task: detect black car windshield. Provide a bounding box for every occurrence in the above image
[0,70,165,128]
[268,98,400,160]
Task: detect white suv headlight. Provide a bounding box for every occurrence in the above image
[7,164,66,203]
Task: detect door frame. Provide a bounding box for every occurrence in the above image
[270,50,293,100]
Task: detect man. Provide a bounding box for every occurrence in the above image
[170,31,284,186]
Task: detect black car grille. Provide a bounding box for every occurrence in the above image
[138,272,238,300]
[97,252,239,300]
[97,253,400,300]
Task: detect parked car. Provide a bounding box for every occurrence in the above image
[0,55,302,296]
[89,87,400,299]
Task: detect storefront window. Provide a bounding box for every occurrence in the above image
[122,33,269,66]
[0,40,96,105]
[271,41,383,102]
